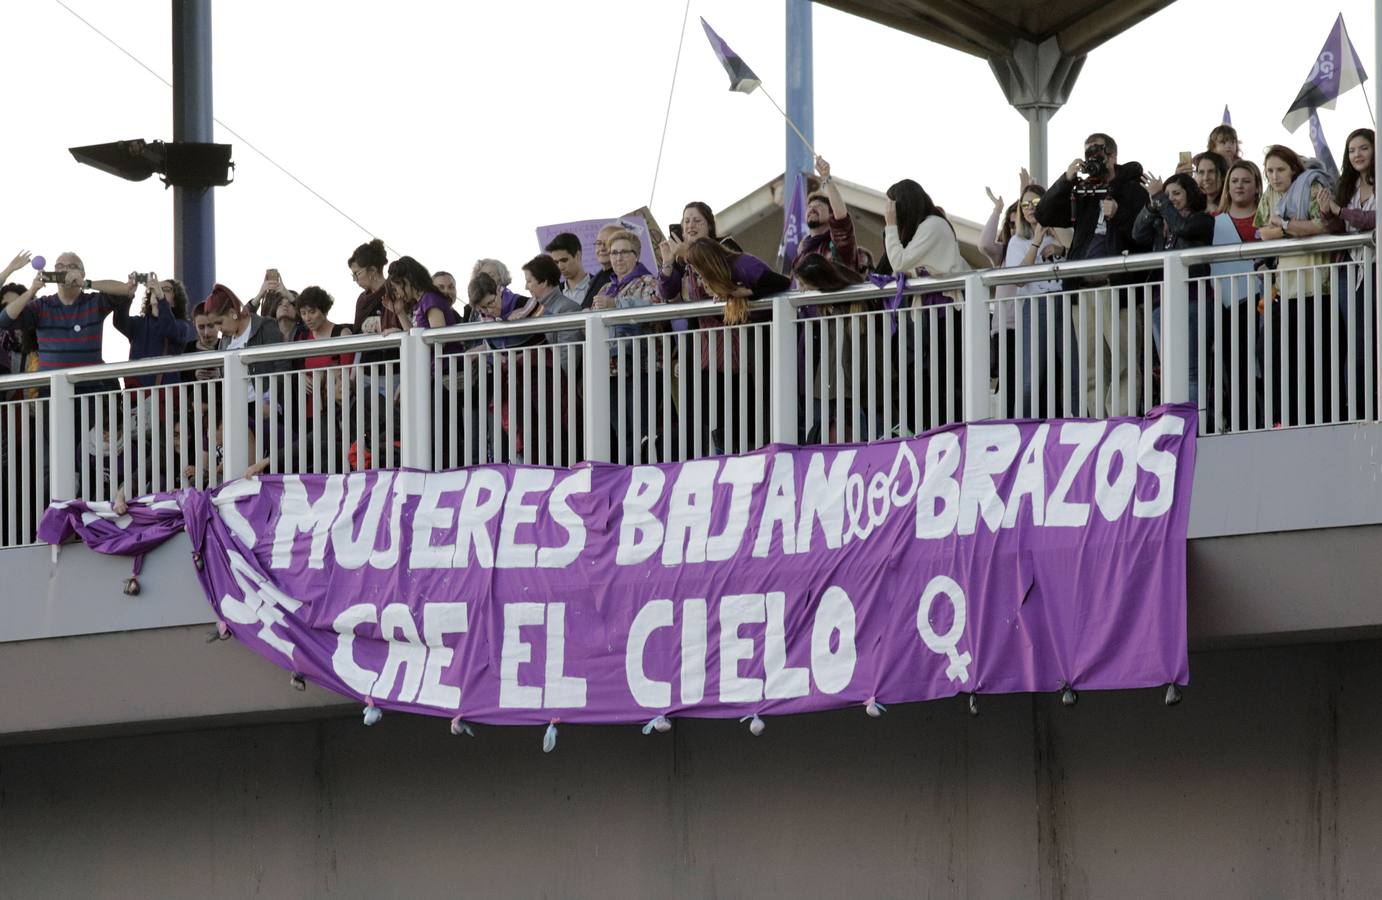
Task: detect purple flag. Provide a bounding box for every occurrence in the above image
[1283,14,1369,133]
[41,408,1196,727]
[1308,110,1340,179]
[701,18,761,94]
[1222,105,1232,125]
[777,170,807,272]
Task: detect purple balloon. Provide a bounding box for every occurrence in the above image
[31,256,45,271]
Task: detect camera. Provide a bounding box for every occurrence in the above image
[1081,145,1110,180]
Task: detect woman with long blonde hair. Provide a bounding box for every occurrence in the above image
[678,238,789,453]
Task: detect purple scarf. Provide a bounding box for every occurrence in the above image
[867,269,947,335]
[602,262,652,298]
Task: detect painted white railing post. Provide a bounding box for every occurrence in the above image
[221,352,250,479]
[48,373,76,501]
[1162,253,1191,406]
[771,295,799,444]
[1368,243,1379,422]
[583,313,611,462]
[962,273,991,422]
[399,329,433,470]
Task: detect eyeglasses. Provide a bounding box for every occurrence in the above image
[1020,201,1039,209]
[609,249,637,258]
[55,262,82,271]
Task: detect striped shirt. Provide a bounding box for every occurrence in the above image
[0,291,120,371]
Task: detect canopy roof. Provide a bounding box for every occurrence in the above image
[813,0,1178,59]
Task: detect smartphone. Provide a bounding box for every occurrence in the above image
[134,273,151,285]
[1178,150,1193,168]
[669,224,684,241]
[42,272,66,284]
[265,268,281,284]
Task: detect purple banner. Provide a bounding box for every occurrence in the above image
[41,407,1196,726]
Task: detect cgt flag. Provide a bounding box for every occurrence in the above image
[777,170,807,272]
[701,18,761,93]
[1282,14,1369,133]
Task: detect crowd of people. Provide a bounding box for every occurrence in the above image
[0,123,1376,501]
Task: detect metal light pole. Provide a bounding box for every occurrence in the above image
[172,0,215,301]
[785,0,815,185]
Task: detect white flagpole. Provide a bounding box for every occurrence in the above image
[757,83,818,159]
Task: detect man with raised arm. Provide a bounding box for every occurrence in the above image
[0,250,141,391]
[791,156,860,272]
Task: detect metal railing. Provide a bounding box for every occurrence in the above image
[0,232,1375,548]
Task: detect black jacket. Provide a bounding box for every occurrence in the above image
[1132,197,1215,277]
[582,267,615,310]
[1036,161,1150,287]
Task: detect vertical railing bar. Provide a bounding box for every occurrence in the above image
[324,368,337,474]
[384,363,396,468]
[996,301,1008,419]
[341,361,354,472]
[5,403,17,545]
[946,305,958,425]
[721,327,734,454]
[1326,265,1339,423]
[1345,261,1358,420]
[912,306,924,434]
[927,308,939,430]
[77,391,91,500]
[738,325,749,452]
[632,339,644,464]
[539,347,550,466]
[661,334,673,462]
[1312,267,1324,424]
[755,323,768,449]
[1364,247,1376,420]
[150,388,164,492]
[431,346,442,468]
[678,334,690,461]
[459,353,471,467]
[803,319,816,440]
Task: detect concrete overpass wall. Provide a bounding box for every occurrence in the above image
[1,640,1378,899]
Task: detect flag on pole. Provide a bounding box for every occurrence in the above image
[701,18,761,94]
[1308,109,1340,179]
[1222,105,1232,125]
[777,170,808,271]
[1282,14,1369,133]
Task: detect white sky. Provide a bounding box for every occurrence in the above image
[7,0,1378,361]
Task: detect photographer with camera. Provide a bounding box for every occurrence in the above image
[113,276,196,388]
[0,251,142,394]
[1035,133,1150,416]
